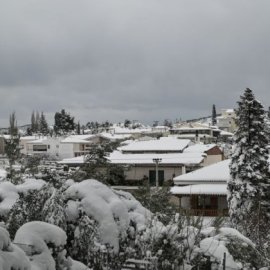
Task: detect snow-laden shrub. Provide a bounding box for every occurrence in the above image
[0,168,7,181]
[0,225,31,270]
[0,182,19,219]
[64,179,150,253]
[14,221,89,270]
[199,227,265,269]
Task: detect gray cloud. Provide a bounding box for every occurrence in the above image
[1,0,270,126]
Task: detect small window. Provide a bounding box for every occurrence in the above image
[47,145,50,149]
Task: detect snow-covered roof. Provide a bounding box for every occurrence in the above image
[120,137,190,152]
[108,151,204,165]
[19,136,38,141]
[171,127,211,131]
[58,151,205,166]
[0,135,11,139]
[58,155,85,164]
[174,159,230,184]
[184,144,218,153]
[220,130,234,136]
[61,134,96,144]
[171,184,227,196]
[28,137,48,144]
[100,133,131,141]
[174,134,213,139]
[110,127,152,134]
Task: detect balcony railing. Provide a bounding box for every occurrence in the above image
[180,208,229,217]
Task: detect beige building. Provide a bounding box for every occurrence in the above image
[217,109,237,133]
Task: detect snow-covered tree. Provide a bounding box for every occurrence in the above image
[43,189,67,231]
[228,88,270,238]
[7,184,52,239]
[67,213,100,267]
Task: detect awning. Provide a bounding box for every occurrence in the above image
[171,184,227,196]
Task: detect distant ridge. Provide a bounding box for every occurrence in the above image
[0,124,31,134]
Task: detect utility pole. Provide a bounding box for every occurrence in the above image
[153,158,162,187]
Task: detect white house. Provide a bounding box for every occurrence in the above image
[108,150,205,185]
[22,137,63,158]
[171,159,230,216]
[59,137,224,186]
[60,134,101,158]
[169,123,221,143]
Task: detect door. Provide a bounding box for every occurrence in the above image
[149,170,164,186]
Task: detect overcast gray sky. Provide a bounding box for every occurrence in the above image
[1,0,270,127]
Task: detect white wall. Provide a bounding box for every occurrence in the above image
[124,165,183,182]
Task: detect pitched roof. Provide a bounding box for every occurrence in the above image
[173,159,230,184]
[61,135,96,143]
[120,137,190,152]
[183,144,218,153]
[108,151,204,165]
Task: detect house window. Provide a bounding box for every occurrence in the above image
[33,145,47,152]
[47,145,50,149]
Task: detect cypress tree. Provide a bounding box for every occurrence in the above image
[212,104,217,126]
[40,112,49,135]
[31,111,36,133]
[5,112,20,183]
[35,111,40,133]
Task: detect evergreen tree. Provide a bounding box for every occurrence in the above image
[54,109,75,135]
[212,104,217,126]
[31,111,36,133]
[124,119,131,128]
[39,112,49,135]
[35,112,40,133]
[5,112,20,183]
[81,141,125,185]
[76,121,81,135]
[228,88,270,237]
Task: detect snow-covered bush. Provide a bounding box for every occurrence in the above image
[14,221,89,270]
[0,225,31,270]
[1,176,268,269]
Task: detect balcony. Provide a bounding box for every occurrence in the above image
[180,208,229,217]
